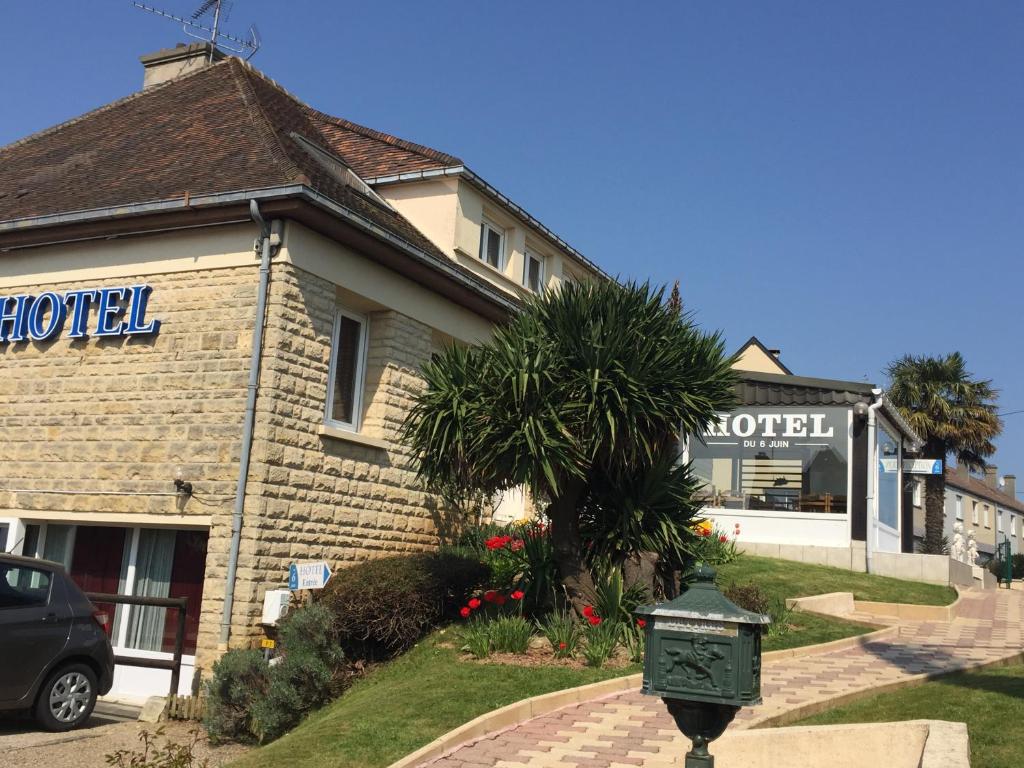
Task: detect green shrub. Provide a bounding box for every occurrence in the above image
[488,615,533,654]
[250,603,346,743]
[586,563,650,627]
[766,597,793,640]
[690,524,740,565]
[582,621,620,668]
[318,552,488,660]
[452,521,556,613]
[723,582,771,615]
[537,609,581,659]
[106,727,209,768]
[204,649,268,744]
[460,618,492,659]
[622,620,646,664]
[988,553,1024,580]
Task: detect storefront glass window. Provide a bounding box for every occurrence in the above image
[877,423,900,530]
[690,407,849,514]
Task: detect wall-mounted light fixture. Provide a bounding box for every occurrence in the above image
[174,467,193,497]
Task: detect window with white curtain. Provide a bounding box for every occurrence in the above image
[524,251,545,293]
[125,529,176,652]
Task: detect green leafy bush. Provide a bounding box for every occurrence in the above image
[318,552,488,660]
[723,582,771,616]
[106,727,209,768]
[205,605,347,745]
[988,553,1024,580]
[581,620,621,668]
[622,620,646,664]
[204,649,268,744]
[459,618,492,659]
[488,615,533,654]
[250,603,346,743]
[537,609,581,659]
[587,563,650,626]
[690,523,740,565]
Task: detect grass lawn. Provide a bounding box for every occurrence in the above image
[229,556,953,768]
[795,663,1024,768]
[718,555,956,606]
[229,628,640,768]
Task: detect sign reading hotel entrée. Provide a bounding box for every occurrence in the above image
[903,458,943,475]
[288,562,332,590]
[0,284,160,343]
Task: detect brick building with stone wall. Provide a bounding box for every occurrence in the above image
[0,43,602,698]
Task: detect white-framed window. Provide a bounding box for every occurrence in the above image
[912,480,922,507]
[971,499,977,524]
[524,250,545,293]
[325,308,368,432]
[956,495,963,521]
[998,509,1004,533]
[479,218,506,270]
[984,504,991,528]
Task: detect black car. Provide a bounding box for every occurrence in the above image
[0,553,115,730]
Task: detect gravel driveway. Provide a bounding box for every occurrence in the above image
[0,711,249,768]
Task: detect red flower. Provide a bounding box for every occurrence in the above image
[483,590,498,603]
[510,590,525,601]
[636,618,646,628]
[510,538,524,552]
[459,607,471,618]
[583,605,595,618]
[494,594,507,606]
[719,535,728,543]
[588,616,602,626]
[558,641,567,649]
[468,598,481,609]
[699,528,711,537]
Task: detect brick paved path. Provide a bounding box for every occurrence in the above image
[420,588,1023,768]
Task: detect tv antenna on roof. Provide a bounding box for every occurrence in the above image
[133,0,261,61]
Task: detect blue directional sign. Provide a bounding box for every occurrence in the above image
[288,562,332,590]
[903,459,943,475]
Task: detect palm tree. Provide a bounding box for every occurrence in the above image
[403,280,736,610]
[886,353,1002,554]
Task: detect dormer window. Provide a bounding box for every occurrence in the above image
[524,251,545,293]
[479,218,505,269]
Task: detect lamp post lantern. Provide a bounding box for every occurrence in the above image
[635,563,770,767]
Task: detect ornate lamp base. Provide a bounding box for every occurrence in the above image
[663,699,739,768]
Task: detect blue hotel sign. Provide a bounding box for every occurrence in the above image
[0,285,160,343]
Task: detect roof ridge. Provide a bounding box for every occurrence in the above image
[0,57,234,159]
[225,59,309,185]
[224,57,461,167]
[307,111,462,167]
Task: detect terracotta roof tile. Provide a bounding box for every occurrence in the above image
[0,57,452,261]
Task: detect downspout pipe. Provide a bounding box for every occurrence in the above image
[220,200,280,647]
[865,388,885,575]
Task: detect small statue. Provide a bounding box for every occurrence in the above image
[950,522,966,562]
[967,530,979,566]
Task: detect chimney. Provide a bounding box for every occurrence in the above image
[984,465,999,488]
[1004,475,1016,500]
[140,43,225,89]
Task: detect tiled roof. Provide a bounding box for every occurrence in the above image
[0,57,449,262]
[945,466,1024,515]
[307,112,461,179]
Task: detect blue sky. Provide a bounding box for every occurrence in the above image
[2,2,1022,488]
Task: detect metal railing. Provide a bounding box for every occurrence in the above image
[86,592,188,697]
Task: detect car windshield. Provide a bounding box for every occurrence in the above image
[0,562,52,608]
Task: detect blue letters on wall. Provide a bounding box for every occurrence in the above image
[0,284,160,344]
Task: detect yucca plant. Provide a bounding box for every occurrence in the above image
[581,620,621,668]
[537,608,582,659]
[404,280,736,612]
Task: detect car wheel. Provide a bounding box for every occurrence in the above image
[34,663,98,732]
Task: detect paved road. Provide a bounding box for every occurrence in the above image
[420,588,1023,768]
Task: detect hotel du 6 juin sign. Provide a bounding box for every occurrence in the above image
[702,408,844,450]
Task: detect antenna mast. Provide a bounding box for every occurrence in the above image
[133,0,261,61]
